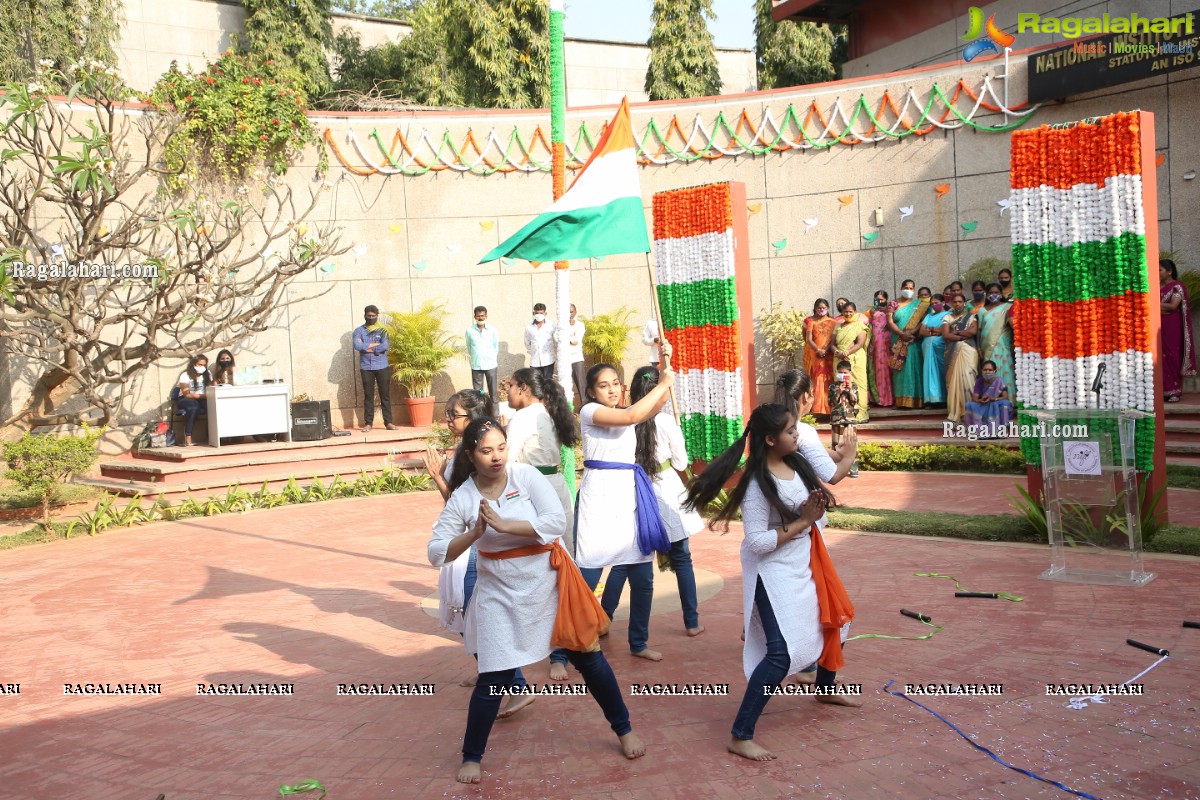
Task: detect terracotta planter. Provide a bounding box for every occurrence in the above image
[403,396,436,427]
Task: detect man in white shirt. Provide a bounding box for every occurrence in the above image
[566,304,586,405]
[465,305,500,402]
[524,302,556,381]
[643,318,662,366]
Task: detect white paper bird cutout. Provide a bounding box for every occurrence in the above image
[50,243,65,258]
[446,244,462,255]
[899,206,914,222]
[353,244,368,261]
[997,199,1012,216]
[803,218,819,234]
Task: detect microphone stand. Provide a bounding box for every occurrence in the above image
[1091,363,1106,409]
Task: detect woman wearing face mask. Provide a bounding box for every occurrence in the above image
[832,302,870,423]
[998,268,1015,301]
[175,354,211,447]
[977,282,1016,396]
[969,280,987,313]
[867,291,894,408]
[941,293,980,423]
[920,294,951,407]
[887,279,929,409]
[803,299,837,415]
[211,349,236,386]
[964,360,1014,437]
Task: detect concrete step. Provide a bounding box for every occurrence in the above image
[77,457,427,500]
[128,427,432,463]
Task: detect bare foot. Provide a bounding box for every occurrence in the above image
[728,737,777,761]
[792,671,816,685]
[548,662,569,682]
[686,625,706,637]
[498,694,536,719]
[816,692,864,707]
[456,762,481,783]
[619,731,646,759]
[459,678,477,687]
[631,648,663,662]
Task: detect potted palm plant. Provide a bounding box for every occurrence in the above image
[581,304,638,380]
[383,301,460,426]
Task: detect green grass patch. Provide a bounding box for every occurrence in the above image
[0,521,79,549]
[1166,464,1200,490]
[856,443,1025,474]
[828,507,1041,543]
[0,482,98,511]
[1145,526,1200,557]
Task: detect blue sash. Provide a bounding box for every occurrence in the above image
[583,460,670,555]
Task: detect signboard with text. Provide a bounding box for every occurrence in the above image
[1027,9,1200,103]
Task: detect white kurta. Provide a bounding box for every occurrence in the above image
[739,473,827,680]
[436,455,472,634]
[653,411,705,542]
[428,463,566,672]
[574,403,652,569]
[796,422,837,483]
[506,403,574,551]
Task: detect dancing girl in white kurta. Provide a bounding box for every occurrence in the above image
[427,418,645,784]
[685,403,860,763]
[602,366,706,636]
[503,367,577,552]
[555,362,675,674]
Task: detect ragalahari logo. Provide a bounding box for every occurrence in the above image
[961,6,1016,61]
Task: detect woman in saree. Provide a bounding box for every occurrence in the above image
[803,298,838,415]
[977,282,1016,394]
[833,302,870,423]
[888,279,929,409]
[920,294,951,406]
[941,293,980,423]
[963,360,1015,437]
[1160,258,1196,402]
[867,290,894,407]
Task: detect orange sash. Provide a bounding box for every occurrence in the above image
[808,524,855,672]
[477,540,610,652]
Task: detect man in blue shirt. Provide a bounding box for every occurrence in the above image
[465,305,500,402]
[353,305,398,431]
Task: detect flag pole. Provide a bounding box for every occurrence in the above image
[550,0,571,400]
[645,252,681,427]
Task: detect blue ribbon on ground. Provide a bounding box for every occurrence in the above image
[584,459,670,555]
[882,681,1103,800]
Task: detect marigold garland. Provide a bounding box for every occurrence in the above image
[1009,112,1154,470]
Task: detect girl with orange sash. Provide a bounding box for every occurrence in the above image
[685,404,860,763]
[428,418,645,784]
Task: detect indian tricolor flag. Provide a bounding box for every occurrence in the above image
[1009,112,1156,469]
[479,97,649,263]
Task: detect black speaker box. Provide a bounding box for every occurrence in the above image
[291,400,332,441]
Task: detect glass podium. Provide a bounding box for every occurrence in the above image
[1029,409,1155,586]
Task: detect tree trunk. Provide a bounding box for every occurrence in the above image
[41,493,51,531]
[0,367,83,441]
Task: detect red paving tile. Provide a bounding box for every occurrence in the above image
[0,490,1198,799]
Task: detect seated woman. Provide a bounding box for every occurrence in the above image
[963,360,1014,438]
[176,354,211,446]
[211,349,236,385]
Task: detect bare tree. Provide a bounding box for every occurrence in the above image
[0,62,348,438]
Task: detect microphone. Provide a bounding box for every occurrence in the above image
[1091,363,1107,393]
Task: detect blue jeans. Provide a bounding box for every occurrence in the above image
[462,649,630,763]
[177,397,206,436]
[464,547,526,689]
[604,538,699,630]
[731,577,836,740]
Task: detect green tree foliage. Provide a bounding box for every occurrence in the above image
[0,0,122,88]
[645,0,722,101]
[237,0,334,101]
[331,0,547,109]
[4,425,102,529]
[753,0,845,89]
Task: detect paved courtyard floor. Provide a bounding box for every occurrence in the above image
[1,490,1197,799]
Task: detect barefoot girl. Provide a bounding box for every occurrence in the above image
[428,419,645,784]
[568,362,674,665]
[503,367,577,550]
[423,389,529,715]
[602,365,705,637]
[685,404,860,763]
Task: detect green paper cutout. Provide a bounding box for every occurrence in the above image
[412,260,428,273]
[771,238,787,255]
[318,263,335,274]
[279,779,326,799]
[862,231,879,244]
[961,221,978,236]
